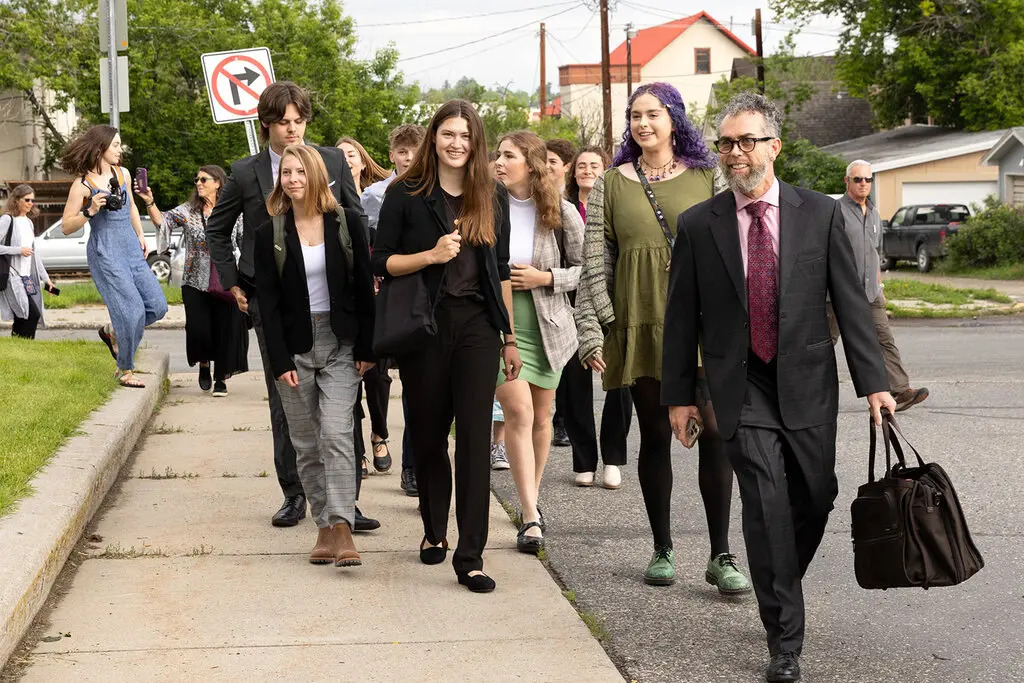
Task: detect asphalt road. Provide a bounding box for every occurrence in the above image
[39,319,1024,682]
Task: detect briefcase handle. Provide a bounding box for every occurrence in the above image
[868,411,926,482]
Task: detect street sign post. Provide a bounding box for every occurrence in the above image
[99,56,130,115]
[98,0,128,52]
[201,48,275,156]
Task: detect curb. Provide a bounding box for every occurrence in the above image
[0,349,169,666]
[0,321,186,331]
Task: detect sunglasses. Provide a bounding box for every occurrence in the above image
[21,198,34,204]
[194,176,213,185]
[851,176,873,184]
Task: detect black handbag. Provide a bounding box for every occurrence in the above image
[0,215,12,292]
[372,270,444,357]
[851,412,984,590]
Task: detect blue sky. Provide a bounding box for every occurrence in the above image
[346,0,843,94]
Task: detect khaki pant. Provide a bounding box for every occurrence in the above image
[826,294,910,394]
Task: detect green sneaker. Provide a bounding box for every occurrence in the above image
[705,553,752,595]
[644,546,676,586]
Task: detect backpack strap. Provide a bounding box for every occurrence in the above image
[272,208,354,285]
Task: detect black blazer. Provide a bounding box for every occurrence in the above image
[206,144,362,291]
[662,180,888,439]
[253,207,376,378]
[370,180,512,334]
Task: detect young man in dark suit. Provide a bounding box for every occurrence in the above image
[206,81,378,530]
[662,92,897,683]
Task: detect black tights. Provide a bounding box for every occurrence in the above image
[629,377,734,555]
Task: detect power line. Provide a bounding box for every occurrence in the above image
[359,1,578,28]
[405,31,534,78]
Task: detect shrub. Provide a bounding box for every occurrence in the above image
[947,197,1024,268]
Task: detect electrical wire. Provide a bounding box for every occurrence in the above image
[359,1,579,28]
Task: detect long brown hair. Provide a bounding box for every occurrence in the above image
[187,165,227,213]
[60,125,118,176]
[498,130,562,230]
[395,100,495,246]
[266,145,339,217]
[336,137,389,190]
[3,184,40,219]
[565,146,611,207]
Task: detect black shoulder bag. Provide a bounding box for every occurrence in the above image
[372,266,448,358]
[632,160,675,248]
[0,214,13,292]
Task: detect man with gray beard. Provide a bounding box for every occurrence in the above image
[661,92,895,682]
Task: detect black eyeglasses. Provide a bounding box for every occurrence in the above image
[850,176,873,184]
[714,136,774,154]
[194,177,212,185]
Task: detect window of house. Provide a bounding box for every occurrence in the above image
[695,48,711,75]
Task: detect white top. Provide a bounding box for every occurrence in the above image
[508,194,536,266]
[300,242,330,312]
[14,216,34,275]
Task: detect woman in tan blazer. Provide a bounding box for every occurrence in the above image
[494,130,584,554]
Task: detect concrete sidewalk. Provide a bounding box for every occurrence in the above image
[11,371,621,681]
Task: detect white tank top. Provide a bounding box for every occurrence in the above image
[300,242,330,312]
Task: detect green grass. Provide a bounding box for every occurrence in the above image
[43,281,182,309]
[0,339,115,516]
[934,261,1024,280]
[884,279,1012,305]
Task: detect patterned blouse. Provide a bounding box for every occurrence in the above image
[161,203,242,291]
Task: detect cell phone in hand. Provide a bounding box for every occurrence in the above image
[135,167,149,194]
[683,417,703,448]
[44,283,61,296]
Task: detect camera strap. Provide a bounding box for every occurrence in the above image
[83,166,126,193]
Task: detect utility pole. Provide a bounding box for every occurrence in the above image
[599,0,612,154]
[753,9,765,94]
[539,22,547,120]
[625,23,637,98]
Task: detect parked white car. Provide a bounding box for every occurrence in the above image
[35,217,180,282]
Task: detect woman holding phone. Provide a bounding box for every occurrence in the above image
[59,125,167,387]
[254,144,376,568]
[373,99,521,593]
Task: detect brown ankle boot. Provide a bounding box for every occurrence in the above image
[309,526,336,564]
[333,522,361,567]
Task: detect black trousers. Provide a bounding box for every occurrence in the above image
[249,293,303,499]
[399,296,499,575]
[362,365,391,440]
[11,296,40,339]
[725,357,838,656]
[181,285,249,380]
[557,357,632,472]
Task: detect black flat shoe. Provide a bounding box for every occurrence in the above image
[457,572,496,593]
[354,506,380,532]
[400,468,418,497]
[551,425,570,447]
[420,536,448,565]
[198,364,212,392]
[766,652,801,682]
[371,438,393,473]
[516,521,544,555]
[271,494,306,527]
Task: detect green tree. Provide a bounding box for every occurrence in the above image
[770,0,1024,130]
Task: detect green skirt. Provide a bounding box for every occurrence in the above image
[497,291,560,390]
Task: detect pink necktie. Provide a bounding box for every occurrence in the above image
[746,201,777,362]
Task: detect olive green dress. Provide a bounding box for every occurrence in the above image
[601,166,714,390]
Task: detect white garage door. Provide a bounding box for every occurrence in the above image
[901,181,999,209]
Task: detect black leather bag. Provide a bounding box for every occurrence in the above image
[0,215,13,292]
[372,271,441,357]
[851,413,984,590]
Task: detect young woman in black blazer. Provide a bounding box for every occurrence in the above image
[373,99,522,593]
[254,144,377,569]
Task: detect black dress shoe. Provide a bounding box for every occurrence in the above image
[420,536,448,565]
[198,364,212,392]
[516,521,544,555]
[551,425,570,447]
[271,494,306,527]
[766,652,801,682]
[354,507,380,532]
[400,468,418,497]
[457,572,496,593]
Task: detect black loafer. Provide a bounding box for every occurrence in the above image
[271,494,306,527]
[400,468,418,497]
[766,652,801,682]
[198,364,212,392]
[516,521,544,555]
[551,425,570,447]
[354,506,380,532]
[420,536,448,565]
[457,572,496,593]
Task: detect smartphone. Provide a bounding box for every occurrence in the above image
[44,283,61,296]
[135,167,149,194]
[683,417,704,448]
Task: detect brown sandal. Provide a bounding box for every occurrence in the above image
[117,371,145,389]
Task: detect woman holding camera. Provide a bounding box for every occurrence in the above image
[60,126,167,387]
[1,184,53,339]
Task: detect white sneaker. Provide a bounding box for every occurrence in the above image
[602,465,621,490]
[574,471,595,487]
[490,442,510,470]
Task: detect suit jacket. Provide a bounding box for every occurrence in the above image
[662,180,888,439]
[526,199,584,371]
[206,144,362,292]
[371,180,512,334]
[253,207,376,378]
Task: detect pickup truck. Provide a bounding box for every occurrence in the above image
[880,204,970,272]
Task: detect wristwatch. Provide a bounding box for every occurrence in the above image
[82,206,94,219]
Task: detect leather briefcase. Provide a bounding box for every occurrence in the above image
[851,413,984,590]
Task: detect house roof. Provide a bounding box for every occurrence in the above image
[821,125,1007,172]
[980,127,1024,166]
[608,11,755,66]
[545,95,562,117]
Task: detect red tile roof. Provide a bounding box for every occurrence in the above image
[545,96,562,117]
[609,11,755,66]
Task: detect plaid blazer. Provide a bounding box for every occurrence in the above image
[526,199,584,371]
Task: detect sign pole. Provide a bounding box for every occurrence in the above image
[244,120,260,156]
[106,0,119,127]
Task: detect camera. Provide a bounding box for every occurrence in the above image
[104,171,125,211]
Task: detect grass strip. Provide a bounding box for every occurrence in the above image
[884,279,1012,306]
[934,262,1024,281]
[43,282,182,309]
[0,338,115,516]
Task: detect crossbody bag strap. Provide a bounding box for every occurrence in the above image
[633,160,675,248]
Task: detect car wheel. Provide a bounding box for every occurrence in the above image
[880,255,897,271]
[148,253,171,282]
[916,245,932,273]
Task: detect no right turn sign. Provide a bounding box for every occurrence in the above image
[201,48,276,124]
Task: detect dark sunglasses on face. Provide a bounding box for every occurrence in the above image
[714,136,774,154]
[22,198,34,203]
[194,176,212,185]
[851,176,873,184]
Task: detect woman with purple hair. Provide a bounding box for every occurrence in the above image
[574,82,751,593]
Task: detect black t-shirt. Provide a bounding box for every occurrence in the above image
[440,190,482,299]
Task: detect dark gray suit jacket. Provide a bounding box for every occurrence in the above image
[662,180,888,439]
[206,144,362,291]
